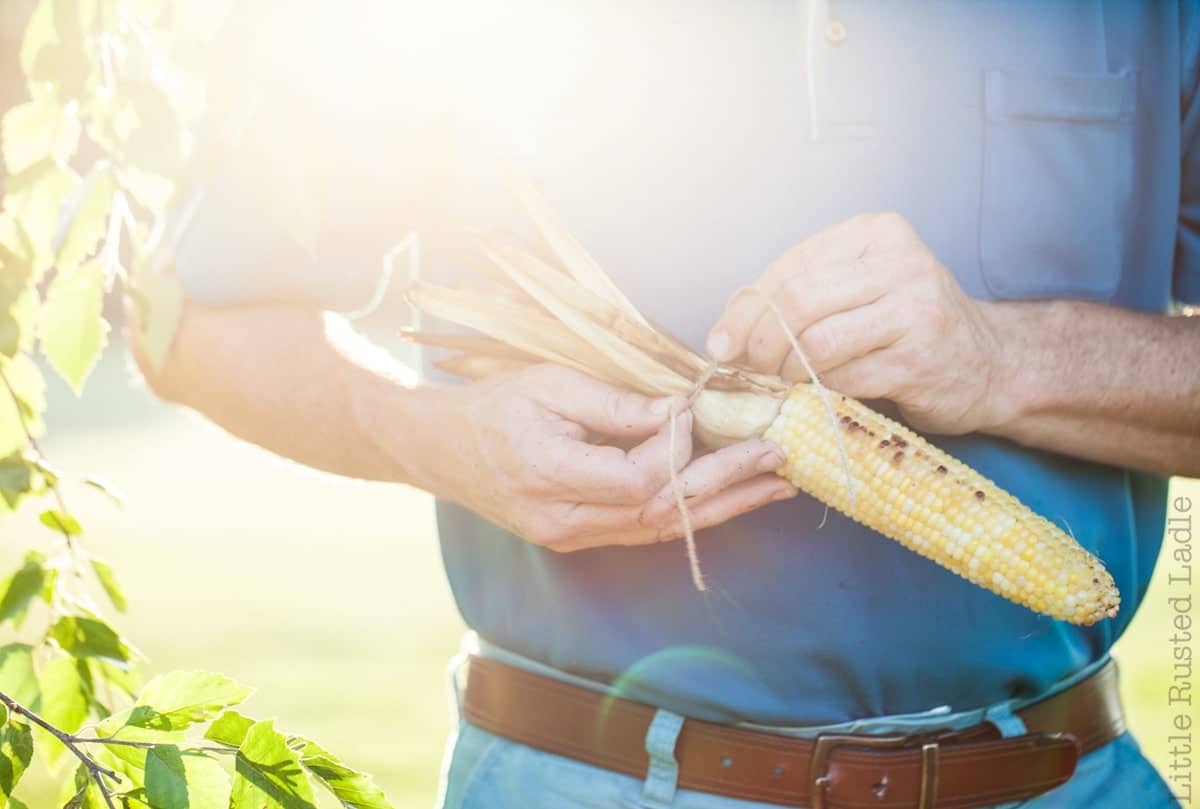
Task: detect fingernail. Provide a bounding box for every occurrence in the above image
[758,447,788,472]
[771,485,797,502]
[706,329,732,361]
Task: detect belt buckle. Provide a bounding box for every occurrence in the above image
[809,732,940,809]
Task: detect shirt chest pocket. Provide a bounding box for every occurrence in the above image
[979,69,1137,301]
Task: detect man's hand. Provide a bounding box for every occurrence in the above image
[408,364,795,552]
[706,212,1004,435]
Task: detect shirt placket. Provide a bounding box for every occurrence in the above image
[804,0,876,141]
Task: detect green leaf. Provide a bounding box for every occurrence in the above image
[0,720,32,808]
[49,616,133,663]
[40,259,109,394]
[36,651,88,735]
[109,790,149,809]
[143,746,185,809]
[28,454,59,487]
[124,671,252,732]
[0,96,81,175]
[231,720,317,809]
[204,710,253,747]
[2,158,80,273]
[128,264,183,372]
[90,658,141,702]
[19,0,55,78]
[0,555,45,625]
[53,164,117,271]
[144,747,229,809]
[121,81,184,177]
[0,355,44,459]
[117,165,174,214]
[0,453,32,505]
[7,796,27,809]
[83,659,142,721]
[0,288,38,362]
[88,721,182,771]
[0,647,38,707]
[296,737,392,809]
[21,0,92,100]
[38,566,58,607]
[52,0,97,47]
[0,321,17,362]
[0,219,36,363]
[83,475,124,506]
[63,763,106,809]
[0,217,35,273]
[90,558,127,613]
[33,652,88,767]
[38,508,82,536]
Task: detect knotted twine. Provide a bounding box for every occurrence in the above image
[666,292,855,592]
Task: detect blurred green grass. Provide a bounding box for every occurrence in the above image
[2,344,1193,807]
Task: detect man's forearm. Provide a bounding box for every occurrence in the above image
[138,303,440,485]
[982,300,1200,477]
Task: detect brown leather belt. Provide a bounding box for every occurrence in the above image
[462,655,1126,809]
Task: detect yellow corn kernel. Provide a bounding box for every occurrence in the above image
[762,385,1120,626]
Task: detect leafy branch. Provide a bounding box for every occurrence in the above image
[0,1,398,807]
[0,670,390,809]
[0,690,120,809]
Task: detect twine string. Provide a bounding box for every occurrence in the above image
[668,358,719,592]
[759,293,856,509]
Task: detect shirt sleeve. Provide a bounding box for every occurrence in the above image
[174,4,450,313]
[1174,0,1200,306]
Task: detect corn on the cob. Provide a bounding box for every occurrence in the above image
[402,179,1122,626]
[764,386,1120,624]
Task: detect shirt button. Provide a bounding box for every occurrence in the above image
[824,19,847,46]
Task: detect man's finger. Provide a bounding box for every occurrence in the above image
[640,438,786,523]
[661,473,797,539]
[740,255,894,375]
[706,214,891,363]
[706,285,763,362]
[552,433,780,535]
[556,473,796,551]
[779,297,908,382]
[548,411,694,505]
[535,367,680,439]
[821,347,912,402]
[707,250,893,367]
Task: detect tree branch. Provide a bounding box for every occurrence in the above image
[71,736,235,755]
[0,690,120,809]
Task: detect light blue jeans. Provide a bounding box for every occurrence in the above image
[436,640,1181,809]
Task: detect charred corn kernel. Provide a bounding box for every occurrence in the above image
[763,385,1120,626]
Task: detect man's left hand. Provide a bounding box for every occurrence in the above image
[706,212,1006,435]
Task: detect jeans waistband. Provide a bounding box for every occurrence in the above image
[453,632,1111,740]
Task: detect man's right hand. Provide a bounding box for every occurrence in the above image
[133,302,796,547]
[409,364,796,552]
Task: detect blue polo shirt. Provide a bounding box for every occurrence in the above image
[177,1,1200,725]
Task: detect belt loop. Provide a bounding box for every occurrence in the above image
[446,650,469,719]
[984,701,1028,738]
[917,742,940,809]
[641,709,685,807]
